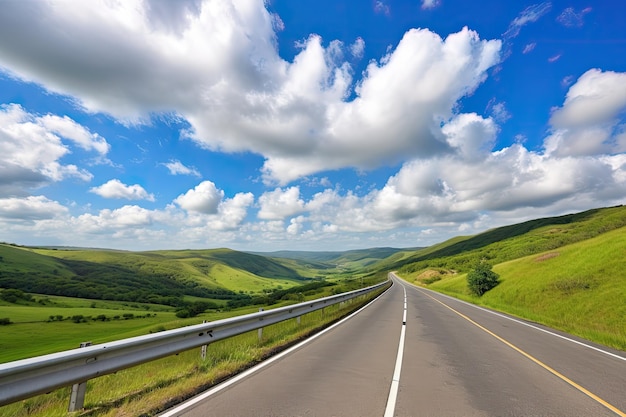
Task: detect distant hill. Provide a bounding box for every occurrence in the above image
[0,246,310,305]
[251,247,421,269]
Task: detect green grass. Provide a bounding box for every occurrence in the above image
[0,308,179,363]
[419,226,626,350]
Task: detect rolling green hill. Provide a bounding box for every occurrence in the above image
[254,247,419,269]
[0,246,311,305]
[390,205,626,275]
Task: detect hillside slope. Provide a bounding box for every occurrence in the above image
[0,246,308,304]
[390,205,626,275]
[254,247,418,269]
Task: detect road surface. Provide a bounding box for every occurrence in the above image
[161,274,626,416]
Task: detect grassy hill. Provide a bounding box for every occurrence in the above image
[0,246,311,305]
[254,247,419,270]
[390,205,626,276]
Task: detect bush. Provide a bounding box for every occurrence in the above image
[467,261,500,296]
[0,289,32,303]
[0,317,12,325]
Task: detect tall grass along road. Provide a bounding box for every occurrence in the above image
[162,274,625,416]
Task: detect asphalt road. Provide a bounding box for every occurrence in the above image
[161,275,626,416]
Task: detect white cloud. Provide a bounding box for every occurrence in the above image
[522,42,536,54]
[259,27,501,183]
[349,37,365,59]
[556,7,592,28]
[421,0,440,10]
[548,53,561,63]
[163,160,201,177]
[0,2,500,185]
[503,3,552,40]
[208,192,254,231]
[374,1,391,16]
[0,195,68,220]
[39,114,110,155]
[546,69,626,157]
[500,3,551,60]
[486,99,511,123]
[0,104,96,195]
[561,75,575,87]
[551,69,626,129]
[174,180,224,214]
[258,186,306,220]
[441,113,498,161]
[76,205,155,229]
[90,179,155,201]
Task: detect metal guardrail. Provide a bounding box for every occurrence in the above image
[0,280,390,409]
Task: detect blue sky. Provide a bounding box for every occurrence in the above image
[0,0,625,252]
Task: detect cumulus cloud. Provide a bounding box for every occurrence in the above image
[550,69,626,129]
[205,192,254,231]
[162,160,201,177]
[0,195,68,220]
[90,179,155,201]
[545,70,626,158]
[39,114,110,155]
[77,205,156,229]
[174,180,224,214]
[0,103,99,195]
[258,186,306,220]
[0,1,500,185]
[144,0,203,34]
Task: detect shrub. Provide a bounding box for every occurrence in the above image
[467,261,500,296]
[0,317,12,325]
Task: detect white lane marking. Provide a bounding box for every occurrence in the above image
[159,286,392,417]
[398,274,626,362]
[384,283,407,417]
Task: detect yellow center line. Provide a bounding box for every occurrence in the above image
[416,288,626,417]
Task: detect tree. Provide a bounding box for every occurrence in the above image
[467,261,500,296]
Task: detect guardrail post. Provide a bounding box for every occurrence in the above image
[258,308,264,342]
[201,321,208,360]
[68,342,91,412]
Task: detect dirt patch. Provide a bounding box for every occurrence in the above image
[534,252,560,262]
[417,270,442,279]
